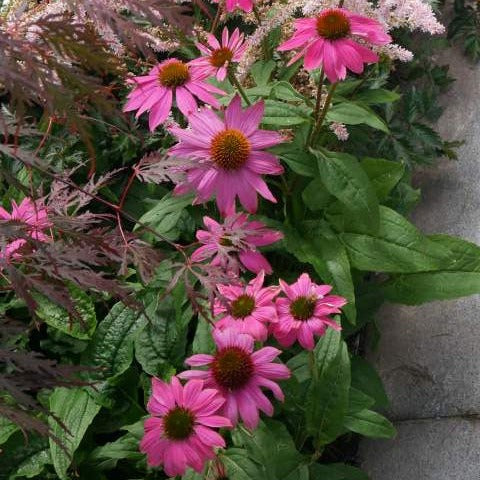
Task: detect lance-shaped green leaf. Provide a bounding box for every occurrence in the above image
[344,409,396,439]
[305,342,351,445]
[82,302,147,398]
[313,149,379,234]
[341,206,452,273]
[49,388,101,479]
[384,234,480,303]
[327,101,389,132]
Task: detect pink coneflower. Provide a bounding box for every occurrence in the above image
[0,198,51,261]
[169,95,284,216]
[278,8,391,83]
[123,59,225,131]
[191,213,283,275]
[272,273,347,350]
[214,271,279,341]
[179,330,290,429]
[212,0,254,13]
[140,376,231,477]
[191,28,247,82]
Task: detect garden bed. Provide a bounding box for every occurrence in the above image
[0,1,479,479]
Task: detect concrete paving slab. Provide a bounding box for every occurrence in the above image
[361,45,480,476]
[366,48,480,420]
[412,48,480,243]
[370,299,480,420]
[360,418,480,480]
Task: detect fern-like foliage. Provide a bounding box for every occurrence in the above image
[448,0,480,61]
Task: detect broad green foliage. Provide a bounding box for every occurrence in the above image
[33,284,96,340]
[49,388,101,479]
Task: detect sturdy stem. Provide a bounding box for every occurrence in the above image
[228,70,251,105]
[308,69,325,145]
[118,167,137,210]
[210,4,222,33]
[309,82,338,147]
[308,350,317,380]
[313,69,325,121]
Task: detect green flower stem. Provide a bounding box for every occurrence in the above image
[210,3,222,33]
[308,69,325,145]
[308,350,318,380]
[228,70,251,105]
[309,82,338,147]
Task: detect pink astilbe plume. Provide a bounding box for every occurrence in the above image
[214,271,279,341]
[191,27,247,82]
[140,376,231,477]
[123,59,225,131]
[212,0,254,13]
[278,8,391,82]
[272,273,347,350]
[169,95,284,216]
[0,198,51,261]
[179,329,290,429]
[191,213,283,275]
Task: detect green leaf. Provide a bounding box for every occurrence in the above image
[360,157,405,202]
[384,234,480,303]
[232,419,307,480]
[11,449,51,479]
[287,352,310,384]
[355,89,401,104]
[283,228,356,324]
[348,387,375,414]
[351,356,389,410]
[310,463,369,480]
[222,448,263,480]
[263,99,310,126]
[251,60,276,86]
[135,193,194,241]
[344,409,396,439]
[272,81,306,102]
[314,326,342,378]
[302,178,332,211]
[90,419,144,470]
[313,149,380,234]
[182,469,206,480]
[83,302,147,381]
[134,320,170,377]
[305,342,350,445]
[0,416,19,445]
[135,297,192,376]
[341,206,452,273]
[33,284,96,340]
[314,236,356,324]
[192,319,215,355]
[49,387,101,480]
[0,433,49,480]
[327,102,389,132]
[272,126,316,177]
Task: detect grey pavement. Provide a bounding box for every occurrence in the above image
[359,47,480,477]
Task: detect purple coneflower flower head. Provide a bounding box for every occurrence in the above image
[123,58,225,131]
[169,95,284,216]
[191,213,283,275]
[140,376,231,477]
[272,273,347,350]
[179,329,290,429]
[278,8,391,83]
[214,271,279,341]
[191,27,247,82]
[0,197,51,262]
